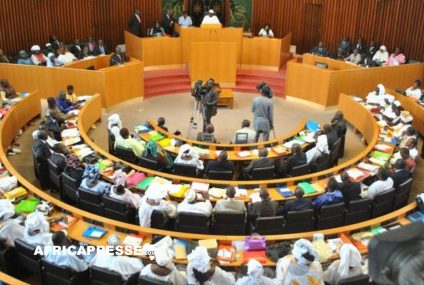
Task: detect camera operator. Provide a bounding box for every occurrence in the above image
[201,78,219,131]
[252,84,274,142]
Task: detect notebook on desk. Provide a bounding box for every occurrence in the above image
[82,226,107,239]
[277,187,293,198]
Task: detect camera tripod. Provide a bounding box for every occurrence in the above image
[187,99,205,138]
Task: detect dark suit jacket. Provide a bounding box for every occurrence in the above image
[391,169,411,188]
[250,200,279,220]
[162,13,176,35]
[205,160,235,174]
[326,129,338,150]
[282,198,313,215]
[110,53,127,66]
[337,181,361,204]
[202,89,219,119]
[244,157,274,174]
[70,44,83,57]
[310,46,329,57]
[128,14,142,37]
[95,45,108,55]
[279,152,307,175]
[332,119,347,137]
[33,140,51,164]
[367,46,378,57]
[50,153,66,172]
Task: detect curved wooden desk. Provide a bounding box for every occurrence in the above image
[80,94,379,188]
[0,91,417,273]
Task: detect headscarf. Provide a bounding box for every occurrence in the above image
[379,45,387,52]
[176,144,199,161]
[83,164,100,183]
[154,245,175,270]
[338,244,362,278]
[292,239,319,266]
[31,45,41,52]
[108,114,122,130]
[184,189,197,203]
[0,199,15,220]
[111,169,127,186]
[47,53,55,58]
[66,153,82,169]
[145,187,167,202]
[377,84,386,95]
[247,259,264,281]
[187,246,211,273]
[145,141,174,169]
[25,212,49,235]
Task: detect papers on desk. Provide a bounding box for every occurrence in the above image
[346,168,365,180]
[192,146,209,157]
[198,239,218,249]
[249,192,261,203]
[357,162,379,175]
[252,148,270,156]
[374,144,392,153]
[62,128,80,138]
[283,138,305,148]
[272,145,288,155]
[190,182,209,193]
[123,235,143,247]
[208,187,227,199]
[237,150,251,158]
[134,124,150,134]
[235,188,247,199]
[72,145,94,159]
[167,184,189,198]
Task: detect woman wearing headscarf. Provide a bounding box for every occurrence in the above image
[366,84,394,107]
[235,259,275,285]
[324,244,363,284]
[174,144,204,171]
[372,45,389,65]
[64,153,84,182]
[108,113,123,139]
[275,239,324,285]
[138,187,176,227]
[0,199,25,248]
[187,246,235,285]
[109,169,141,208]
[306,129,329,163]
[139,245,187,285]
[143,141,174,171]
[177,189,213,217]
[30,45,47,66]
[23,212,53,246]
[385,47,406,66]
[79,164,111,194]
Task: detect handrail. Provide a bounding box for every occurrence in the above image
[0,271,30,285]
[78,94,380,186]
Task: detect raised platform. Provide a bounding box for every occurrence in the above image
[144,68,286,98]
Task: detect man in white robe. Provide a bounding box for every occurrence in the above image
[90,234,143,281]
[138,187,176,227]
[23,212,53,247]
[324,244,363,284]
[177,189,212,217]
[108,113,123,139]
[201,10,221,25]
[235,259,275,285]
[0,199,25,247]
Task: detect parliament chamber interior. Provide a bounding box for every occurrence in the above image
[1,0,424,285]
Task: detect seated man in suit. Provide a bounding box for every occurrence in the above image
[337,171,361,205]
[310,42,329,57]
[109,46,127,66]
[50,143,69,172]
[242,148,274,178]
[391,159,411,188]
[249,188,279,224]
[197,124,217,143]
[70,39,83,57]
[33,130,52,190]
[313,178,343,210]
[282,187,312,216]
[95,39,107,55]
[231,119,256,144]
[114,127,146,157]
[331,111,347,138]
[323,124,338,150]
[204,151,235,177]
[213,186,246,214]
[278,143,307,176]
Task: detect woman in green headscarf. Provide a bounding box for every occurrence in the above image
[143,141,174,172]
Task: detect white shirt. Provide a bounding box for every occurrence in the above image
[366,177,394,199]
[45,250,89,272]
[306,134,329,163]
[232,127,257,143]
[90,253,143,281]
[372,51,388,63]
[57,52,76,65]
[187,265,235,285]
[138,196,176,227]
[140,264,187,285]
[0,219,25,247]
[177,200,213,217]
[275,255,324,285]
[178,15,193,27]
[109,186,140,208]
[202,15,221,25]
[174,155,204,170]
[236,275,276,285]
[258,28,274,38]
[406,87,422,100]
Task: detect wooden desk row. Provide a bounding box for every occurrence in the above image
[0,92,417,280]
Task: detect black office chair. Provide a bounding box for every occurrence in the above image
[175,212,210,234]
[32,148,40,179]
[310,153,331,173]
[151,210,173,230]
[395,178,412,209]
[254,216,284,235]
[61,172,80,205]
[339,135,346,158]
[235,133,248,144]
[139,275,173,285]
[115,146,139,165]
[251,166,275,180]
[371,189,396,218]
[207,170,233,180]
[212,212,246,235]
[41,259,89,285]
[344,198,372,225]
[337,274,370,285]
[15,239,42,277]
[329,137,342,166]
[90,265,138,285]
[174,163,198,177]
[108,130,116,155]
[102,196,136,224]
[315,202,345,229]
[0,244,27,279]
[139,156,159,170]
[47,159,62,191]
[288,163,310,177]
[78,187,103,215]
[283,209,315,233]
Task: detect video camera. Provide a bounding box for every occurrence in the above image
[256,81,273,98]
[191,80,209,101]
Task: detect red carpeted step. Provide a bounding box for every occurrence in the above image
[145,76,191,87]
[144,68,189,79]
[145,83,191,97]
